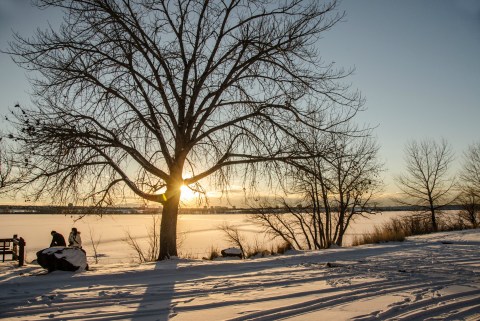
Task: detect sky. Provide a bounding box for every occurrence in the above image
[318,0,480,194]
[0,0,480,205]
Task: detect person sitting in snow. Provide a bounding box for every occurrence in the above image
[50,230,66,247]
[68,227,82,248]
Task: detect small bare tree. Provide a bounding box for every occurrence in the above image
[458,142,480,227]
[460,142,480,194]
[249,205,316,250]
[457,190,479,228]
[308,132,383,246]
[219,223,247,259]
[88,226,102,264]
[395,138,456,232]
[124,215,161,263]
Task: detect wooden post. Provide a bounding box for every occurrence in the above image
[18,237,25,267]
[1,239,5,262]
[12,234,18,261]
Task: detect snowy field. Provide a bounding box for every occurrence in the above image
[1,228,479,320]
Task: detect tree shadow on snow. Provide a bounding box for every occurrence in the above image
[0,265,77,320]
[130,260,179,321]
[0,260,179,321]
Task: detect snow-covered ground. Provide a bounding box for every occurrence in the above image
[1,229,479,320]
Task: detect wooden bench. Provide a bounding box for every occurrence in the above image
[0,235,25,267]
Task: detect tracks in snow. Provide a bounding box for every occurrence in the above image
[1,236,479,320]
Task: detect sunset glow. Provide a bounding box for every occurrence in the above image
[180,184,196,202]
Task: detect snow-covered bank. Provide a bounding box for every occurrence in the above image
[1,229,479,321]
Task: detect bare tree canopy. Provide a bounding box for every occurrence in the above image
[4,0,362,259]
[251,124,384,249]
[460,141,480,195]
[0,138,13,189]
[458,141,480,227]
[395,138,456,231]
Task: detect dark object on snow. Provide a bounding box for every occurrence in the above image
[36,247,88,272]
[50,231,66,247]
[325,262,345,268]
[221,247,242,259]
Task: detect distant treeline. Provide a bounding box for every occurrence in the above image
[0,204,464,215]
[370,205,464,212]
[0,205,160,215]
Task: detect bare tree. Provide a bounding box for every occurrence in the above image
[307,131,383,247]
[251,127,383,249]
[88,226,102,264]
[460,142,480,195]
[0,135,13,190]
[458,142,480,227]
[457,189,479,228]
[395,139,456,232]
[124,215,162,262]
[4,0,362,259]
[219,223,247,259]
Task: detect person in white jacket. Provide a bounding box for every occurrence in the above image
[68,227,82,248]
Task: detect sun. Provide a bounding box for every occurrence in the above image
[180,185,196,202]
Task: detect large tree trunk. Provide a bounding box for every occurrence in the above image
[430,207,438,232]
[158,188,181,260]
[429,197,438,232]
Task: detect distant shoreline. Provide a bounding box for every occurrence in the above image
[0,204,464,215]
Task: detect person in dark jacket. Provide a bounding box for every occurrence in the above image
[50,230,66,247]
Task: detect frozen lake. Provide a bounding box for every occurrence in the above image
[0,211,415,264]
